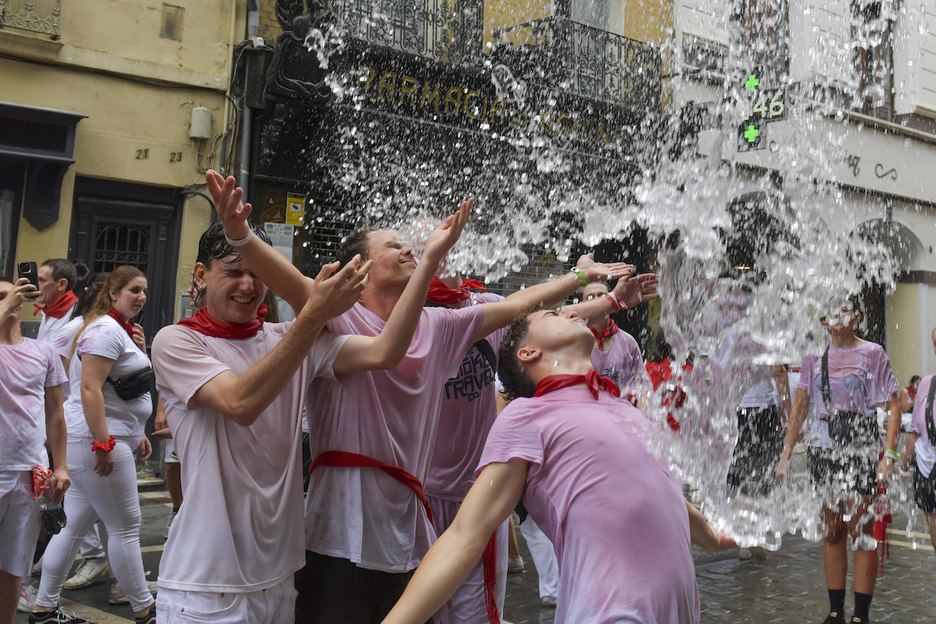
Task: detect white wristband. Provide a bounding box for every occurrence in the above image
[225,229,253,247]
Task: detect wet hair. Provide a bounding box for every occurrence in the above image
[497,304,546,402]
[192,222,272,306]
[910,375,921,385]
[336,228,379,268]
[41,259,78,291]
[71,273,109,320]
[67,266,145,370]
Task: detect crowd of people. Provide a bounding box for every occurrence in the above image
[1,170,934,624]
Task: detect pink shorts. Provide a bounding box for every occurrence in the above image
[0,470,41,577]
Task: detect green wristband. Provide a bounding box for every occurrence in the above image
[570,268,588,287]
[884,448,900,459]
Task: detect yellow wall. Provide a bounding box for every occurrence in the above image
[3,0,246,321]
[888,283,921,387]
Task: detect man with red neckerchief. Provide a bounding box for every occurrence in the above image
[34,260,79,344]
[380,304,736,624]
[150,203,469,624]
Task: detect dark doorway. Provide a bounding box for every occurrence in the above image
[69,178,182,347]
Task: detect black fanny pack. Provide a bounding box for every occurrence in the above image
[107,367,155,401]
[821,349,876,445]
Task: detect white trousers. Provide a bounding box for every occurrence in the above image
[429,496,508,624]
[37,437,154,612]
[156,575,296,624]
[0,470,41,578]
[519,516,559,600]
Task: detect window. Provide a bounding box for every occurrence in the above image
[730,0,789,85]
[850,0,895,121]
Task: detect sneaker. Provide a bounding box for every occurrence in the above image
[27,607,89,624]
[135,607,157,624]
[738,547,752,560]
[822,612,846,624]
[32,557,43,575]
[507,557,524,573]
[18,583,37,613]
[850,618,869,624]
[63,558,109,590]
[163,509,178,539]
[109,579,158,605]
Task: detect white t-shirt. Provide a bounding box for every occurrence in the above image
[63,316,153,439]
[909,374,936,478]
[304,302,485,573]
[37,303,78,344]
[590,329,647,394]
[152,322,349,593]
[49,318,83,403]
[0,338,67,471]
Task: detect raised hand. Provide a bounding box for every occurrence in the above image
[575,253,634,284]
[304,256,373,322]
[131,323,146,352]
[1,278,39,312]
[614,273,660,309]
[206,170,252,241]
[422,198,473,265]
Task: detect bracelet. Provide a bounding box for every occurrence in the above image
[603,292,620,312]
[91,436,116,453]
[224,229,253,247]
[884,448,900,460]
[570,268,588,288]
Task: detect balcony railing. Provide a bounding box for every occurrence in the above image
[499,17,662,109]
[325,0,483,64]
[0,0,61,39]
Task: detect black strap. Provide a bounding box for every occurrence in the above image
[474,338,497,375]
[821,348,832,412]
[926,376,936,447]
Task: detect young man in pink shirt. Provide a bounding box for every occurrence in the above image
[207,172,635,624]
[381,305,736,624]
[0,278,69,624]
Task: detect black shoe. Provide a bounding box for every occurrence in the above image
[28,608,89,624]
[135,606,156,624]
[822,613,845,624]
[850,618,869,624]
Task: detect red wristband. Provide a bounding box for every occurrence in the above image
[603,292,621,312]
[91,436,116,452]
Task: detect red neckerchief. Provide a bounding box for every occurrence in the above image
[906,386,916,402]
[107,309,134,337]
[33,290,78,318]
[426,276,485,306]
[177,305,267,339]
[590,319,619,349]
[533,371,621,400]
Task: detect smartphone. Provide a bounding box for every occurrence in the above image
[17,261,38,288]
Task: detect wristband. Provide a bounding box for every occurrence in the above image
[91,436,116,452]
[570,268,588,288]
[884,448,900,460]
[225,229,253,247]
[603,292,620,312]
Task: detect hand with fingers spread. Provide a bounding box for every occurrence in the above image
[304,255,373,323]
[206,170,252,241]
[614,272,660,310]
[422,198,473,267]
[575,253,634,284]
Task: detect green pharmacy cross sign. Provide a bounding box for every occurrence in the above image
[738,69,786,152]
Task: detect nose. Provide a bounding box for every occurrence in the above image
[565,310,579,319]
[238,274,257,292]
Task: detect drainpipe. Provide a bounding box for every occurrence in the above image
[238,2,261,200]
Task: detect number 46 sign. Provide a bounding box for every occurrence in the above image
[738,69,786,152]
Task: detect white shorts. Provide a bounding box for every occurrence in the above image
[156,575,296,624]
[164,438,179,464]
[0,470,41,577]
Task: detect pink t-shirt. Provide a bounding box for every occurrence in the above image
[426,292,504,501]
[304,302,485,573]
[0,338,67,471]
[590,329,647,393]
[797,341,898,421]
[152,322,349,592]
[478,387,699,624]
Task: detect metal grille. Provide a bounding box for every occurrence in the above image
[0,0,61,38]
[92,223,151,274]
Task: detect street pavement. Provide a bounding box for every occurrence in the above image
[17,490,935,623]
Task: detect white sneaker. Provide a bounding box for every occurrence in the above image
[738,547,752,560]
[63,558,109,589]
[17,582,37,613]
[108,578,158,605]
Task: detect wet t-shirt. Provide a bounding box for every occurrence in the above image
[478,387,699,624]
[0,338,66,471]
[304,302,485,573]
[590,329,648,394]
[909,374,936,478]
[426,292,504,501]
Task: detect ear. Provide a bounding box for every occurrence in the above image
[192,263,208,289]
[57,278,69,292]
[517,344,541,364]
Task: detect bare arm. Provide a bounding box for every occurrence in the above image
[44,384,69,503]
[80,354,118,477]
[333,200,472,374]
[899,389,914,413]
[902,432,919,471]
[878,392,902,479]
[382,459,528,624]
[774,365,792,419]
[686,501,736,551]
[776,387,811,478]
[193,260,369,426]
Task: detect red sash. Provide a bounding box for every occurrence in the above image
[481,532,499,624]
[590,319,619,350]
[308,451,433,525]
[34,290,78,318]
